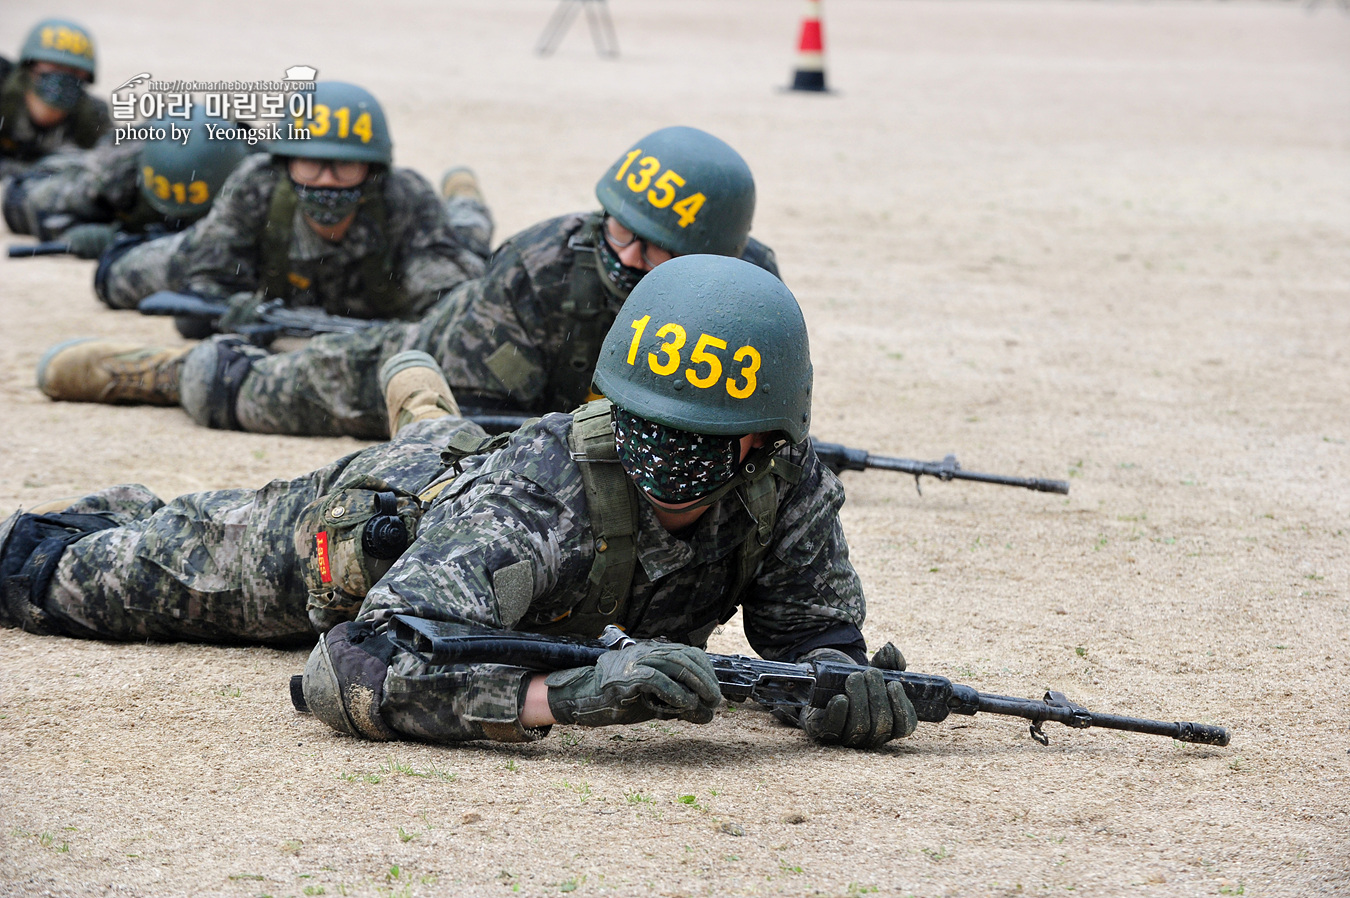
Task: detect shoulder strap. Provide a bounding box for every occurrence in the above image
[0,69,28,150]
[713,448,804,627]
[529,400,638,637]
[66,95,105,147]
[353,181,407,316]
[545,215,619,411]
[260,166,296,300]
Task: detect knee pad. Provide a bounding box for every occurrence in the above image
[0,510,118,634]
[300,620,397,741]
[179,337,269,430]
[93,232,152,308]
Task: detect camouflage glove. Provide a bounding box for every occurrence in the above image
[798,647,918,749]
[217,291,266,331]
[62,223,119,259]
[545,642,722,727]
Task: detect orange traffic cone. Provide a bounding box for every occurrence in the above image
[788,0,828,92]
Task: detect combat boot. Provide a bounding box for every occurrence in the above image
[37,338,189,405]
[378,350,460,438]
[440,166,485,205]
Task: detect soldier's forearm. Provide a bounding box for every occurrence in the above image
[519,674,556,727]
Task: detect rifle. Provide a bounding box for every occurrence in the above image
[138,290,380,343]
[343,616,1228,747]
[811,442,1069,495]
[7,240,71,258]
[443,413,1072,494]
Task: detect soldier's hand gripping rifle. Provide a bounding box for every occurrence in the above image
[811,441,1070,496]
[307,616,1226,747]
[138,290,381,344]
[7,240,72,258]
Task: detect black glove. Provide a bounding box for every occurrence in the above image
[797,645,917,749]
[62,222,119,259]
[546,642,722,727]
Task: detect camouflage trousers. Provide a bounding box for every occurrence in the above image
[211,279,512,439]
[3,417,477,645]
[99,231,184,310]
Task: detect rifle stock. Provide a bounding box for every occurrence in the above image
[372,616,1229,747]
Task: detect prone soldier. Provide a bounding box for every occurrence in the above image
[36,126,778,439]
[5,108,254,293]
[1,256,915,751]
[0,19,109,183]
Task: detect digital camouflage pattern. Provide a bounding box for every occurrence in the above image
[357,413,865,743]
[4,139,147,236]
[11,416,484,645]
[0,67,111,181]
[216,213,779,438]
[96,229,185,310]
[167,154,489,320]
[94,190,491,313]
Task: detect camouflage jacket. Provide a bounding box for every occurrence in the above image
[11,139,150,230]
[357,412,865,743]
[0,65,111,179]
[422,212,781,414]
[168,154,486,320]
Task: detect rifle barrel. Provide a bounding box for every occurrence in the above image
[7,241,70,257]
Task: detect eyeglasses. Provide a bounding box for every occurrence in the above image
[603,215,677,268]
[288,158,369,187]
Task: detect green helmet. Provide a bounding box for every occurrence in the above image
[592,254,812,442]
[266,81,392,165]
[594,126,755,258]
[19,18,97,82]
[138,110,254,221]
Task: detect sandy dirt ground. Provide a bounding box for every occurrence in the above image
[1,1,1347,895]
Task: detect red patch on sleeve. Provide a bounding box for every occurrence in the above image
[315,532,333,584]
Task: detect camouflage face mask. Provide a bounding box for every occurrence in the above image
[294,183,364,226]
[613,407,740,504]
[32,70,85,112]
[595,234,645,296]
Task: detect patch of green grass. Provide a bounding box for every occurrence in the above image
[557,780,593,802]
[1219,883,1245,896]
[1075,646,1088,659]
[398,826,417,843]
[215,686,242,698]
[922,846,951,862]
[625,790,652,805]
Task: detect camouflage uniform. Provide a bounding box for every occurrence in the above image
[221,213,779,438]
[168,154,489,319]
[2,139,154,237]
[1,407,862,745]
[0,63,111,182]
[3,415,484,645]
[95,228,186,310]
[354,413,864,743]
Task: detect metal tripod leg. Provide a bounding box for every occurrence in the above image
[535,0,620,58]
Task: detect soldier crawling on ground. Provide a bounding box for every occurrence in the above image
[0,18,110,183]
[1,256,916,752]
[37,126,779,440]
[5,108,256,306]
